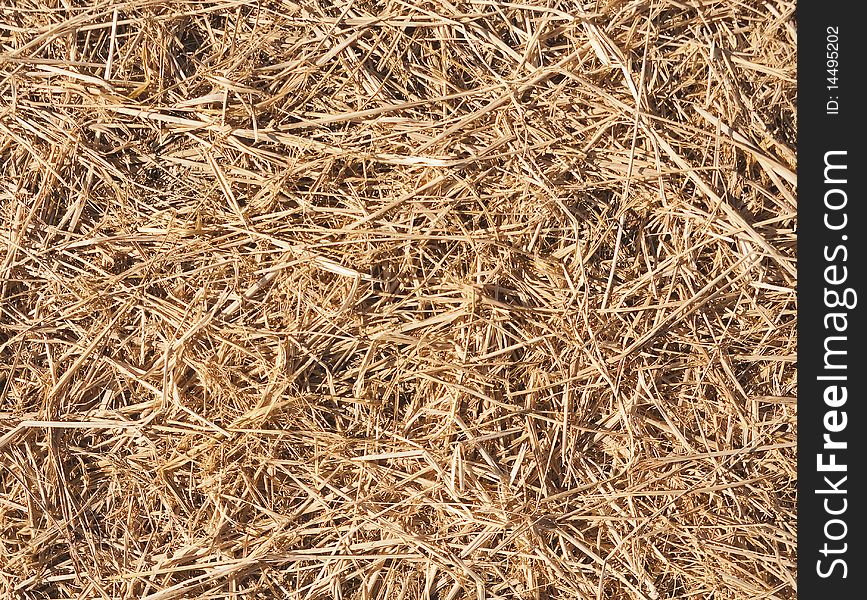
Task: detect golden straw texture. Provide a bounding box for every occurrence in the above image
[1,1,795,598]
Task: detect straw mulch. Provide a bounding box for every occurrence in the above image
[0,1,796,598]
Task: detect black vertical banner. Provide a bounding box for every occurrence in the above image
[798,3,864,597]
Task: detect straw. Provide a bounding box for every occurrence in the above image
[1,1,796,598]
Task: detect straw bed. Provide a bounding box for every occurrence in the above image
[1,1,795,598]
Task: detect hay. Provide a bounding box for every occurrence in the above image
[0,1,795,598]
